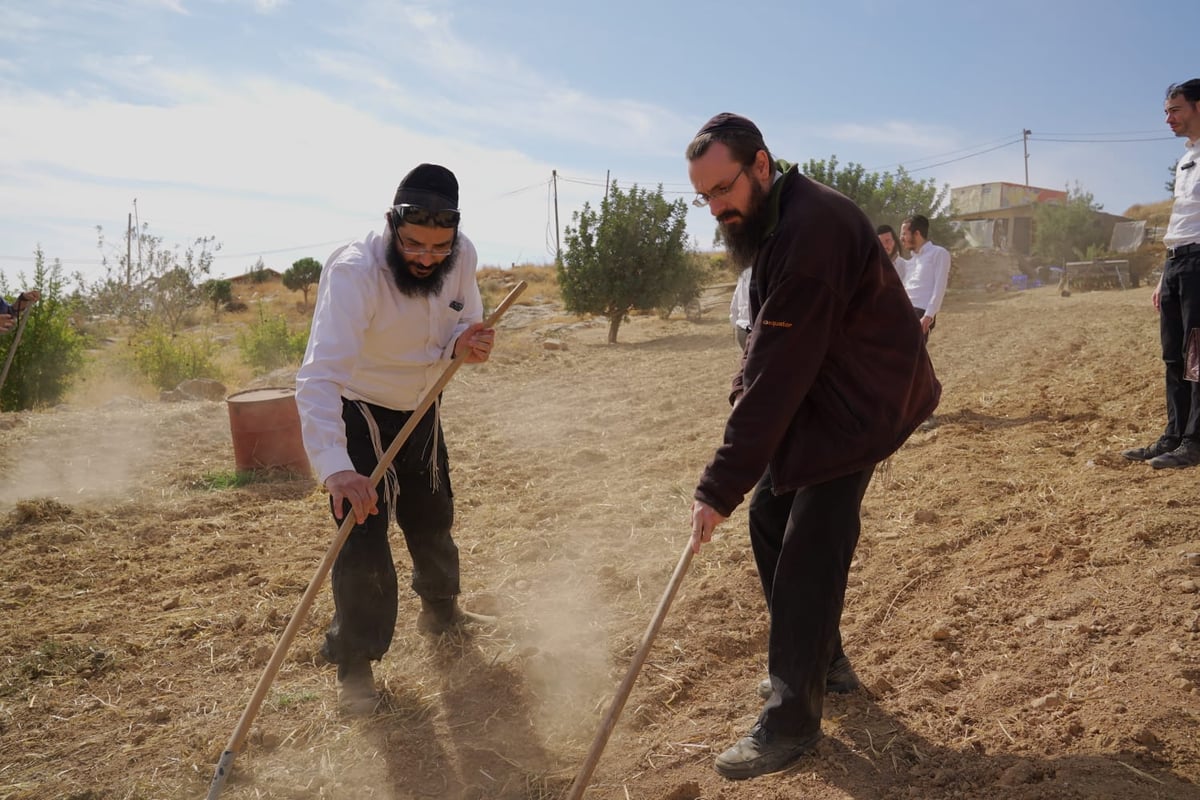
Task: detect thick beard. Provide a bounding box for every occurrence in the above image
[384,225,459,298]
[719,177,771,268]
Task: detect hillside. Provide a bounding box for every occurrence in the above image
[1,277,1198,800]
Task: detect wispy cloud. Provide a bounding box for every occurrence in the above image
[321,3,694,159]
[824,120,959,152]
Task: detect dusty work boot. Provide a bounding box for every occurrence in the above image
[1122,436,1179,462]
[756,655,861,699]
[1149,439,1200,470]
[824,655,861,694]
[714,722,821,780]
[337,659,378,716]
[416,597,498,636]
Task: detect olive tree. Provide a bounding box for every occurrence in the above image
[557,182,691,343]
[88,223,220,333]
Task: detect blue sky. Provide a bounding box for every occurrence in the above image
[0,0,1193,285]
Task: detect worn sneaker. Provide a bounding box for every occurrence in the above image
[337,659,378,715]
[416,597,498,636]
[1149,440,1200,470]
[1122,437,1180,461]
[756,655,861,699]
[714,723,821,780]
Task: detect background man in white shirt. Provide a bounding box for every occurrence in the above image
[296,163,497,712]
[900,214,950,339]
[729,266,752,350]
[1123,79,1200,469]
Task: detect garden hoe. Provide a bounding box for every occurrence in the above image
[565,540,695,799]
[205,280,527,799]
[0,305,31,396]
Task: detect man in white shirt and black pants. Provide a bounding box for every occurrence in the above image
[1124,79,1200,469]
[900,214,950,340]
[900,214,950,429]
[296,163,497,712]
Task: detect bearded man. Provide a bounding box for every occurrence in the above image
[296,163,496,713]
[685,114,941,779]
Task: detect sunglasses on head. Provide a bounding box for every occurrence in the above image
[391,204,460,228]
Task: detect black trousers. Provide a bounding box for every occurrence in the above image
[322,398,459,666]
[1158,253,1200,442]
[913,306,935,343]
[749,466,873,737]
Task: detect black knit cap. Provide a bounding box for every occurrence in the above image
[393,163,459,210]
[695,112,763,139]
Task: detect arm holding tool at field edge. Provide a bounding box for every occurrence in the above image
[690,500,728,554]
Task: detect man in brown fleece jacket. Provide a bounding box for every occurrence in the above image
[686,113,941,780]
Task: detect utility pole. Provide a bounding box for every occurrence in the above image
[604,169,610,201]
[1022,129,1032,186]
[552,170,561,263]
[126,212,133,288]
[133,197,142,271]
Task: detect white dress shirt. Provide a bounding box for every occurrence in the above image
[295,230,482,482]
[1164,139,1200,248]
[903,240,951,318]
[729,267,752,330]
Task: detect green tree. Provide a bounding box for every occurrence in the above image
[0,248,87,411]
[802,156,962,248]
[557,182,690,343]
[202,278,233,313]
[283,257,322,306]
[1032,185,1105,266]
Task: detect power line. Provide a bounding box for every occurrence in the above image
[1031,135,1174,143]
[1035,128,1166,136]
[865,131,1024,172]
[214,239,347,260]
[902,138,1025,174]
[494,178,551,198]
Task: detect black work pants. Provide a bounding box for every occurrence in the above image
[322,399,458,666]
[749,466,873,737]
[1158,253,1200,442]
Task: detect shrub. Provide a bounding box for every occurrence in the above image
[237,304,308,373]
[0,249,87,410]
[130,325,221,390]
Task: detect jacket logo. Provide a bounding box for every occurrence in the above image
[762,320,793,328]
[449,300,464,311]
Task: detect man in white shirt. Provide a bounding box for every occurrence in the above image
[296,163,497,712]
[900,214,950,338]
[729,266,752,350]
[1123,79,1200,469]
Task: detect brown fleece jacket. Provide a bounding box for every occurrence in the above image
[695,165,941,517]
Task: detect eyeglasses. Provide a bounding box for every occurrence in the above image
[692,167,747,207]
[391,203,461,228]
[389,204,458,257]
[397,239,455,258]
